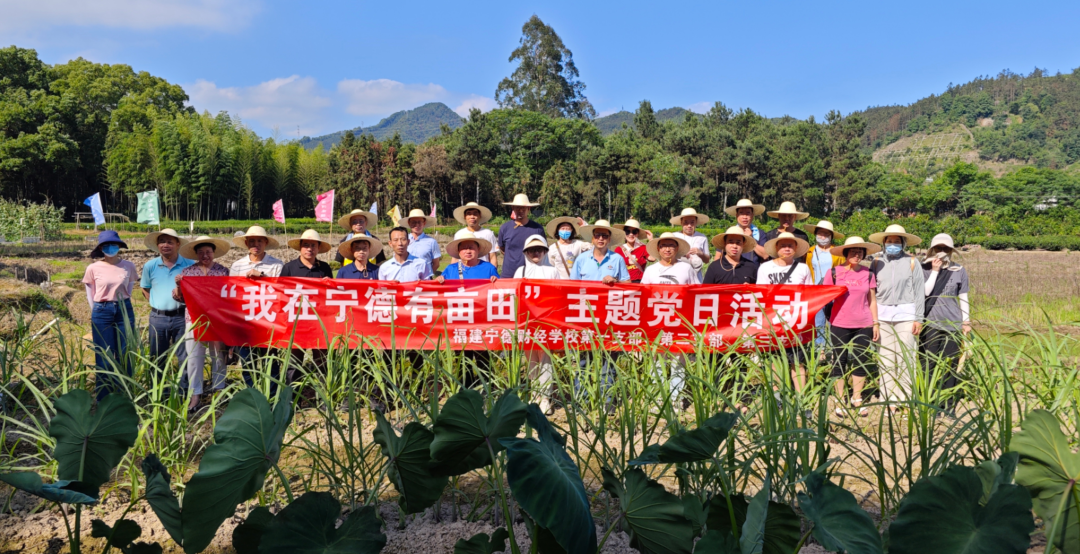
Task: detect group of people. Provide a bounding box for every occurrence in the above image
[82,193,971,416]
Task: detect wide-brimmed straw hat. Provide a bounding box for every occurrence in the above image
[397,208,436,228]
[338,209,378,231]
[802,220,845,242]
[452,202,493,225]
[445,231,493,258]
[724,199,766,217]
[144,228,188,253]
[337,234,384,261]
[90,230,128,259]
[669,207,710,226]
[710,225,757,251]
[503,193,540,207]
[523,235,549,251]
[764,232,810,258]
[288,229,332,253]
[766,202,810,220]
[545,216,581,240]
[927,233,957,253]
[613,218,645,233]
[646,232,690,259]
[579,219,626,246]
[829,236,881,258]
[869,224,922,247]
[232,225,280,249]
[179,235,232,260]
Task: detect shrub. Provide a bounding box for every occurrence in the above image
[0,200,65,240]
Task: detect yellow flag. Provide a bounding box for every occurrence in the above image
[389,205,402,226]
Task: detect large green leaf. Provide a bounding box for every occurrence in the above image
[601,467,694,554]
[630,413,738,465]
[453,528,509,554]
[141,454,182,546]
[430,389,527,476]
[179,387,294,554]
[1011,409,1080,552]
[232,507,273,554]
[258,492,386,554]
[704,494,801,554]
[372,411,448,514]
[887,466,1034,554]
[0,472,97,505]
[693,530,739,553]
[740,477,770,554]
[50,390,138,491]
[501,405,596,554]
[91,518,163,554]
[797,472,882,554]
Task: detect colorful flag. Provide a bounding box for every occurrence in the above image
[272,199,285,224]
[136,191,160,225]
[389,205,402,225]
[315,190,335,222]
[430,203,436,218]
[83,193,105,226]
[369,201,378,216]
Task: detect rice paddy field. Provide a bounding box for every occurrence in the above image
[0,238,1077,554]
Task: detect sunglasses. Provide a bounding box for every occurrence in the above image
[624,228,639,235]
[593,233,611,239]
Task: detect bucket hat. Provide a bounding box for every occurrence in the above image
[90,230,128,258]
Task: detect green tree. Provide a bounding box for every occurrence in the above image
[494,15,596,120]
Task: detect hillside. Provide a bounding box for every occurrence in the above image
[593,106,699,135]
[299,102,464,149]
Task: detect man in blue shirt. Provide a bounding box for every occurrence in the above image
[399,208,441,273]
[570,220,631,284]
[497,194,544,278]
[437,232,500,282]
[379,227,434,282]
[140,229,194,369]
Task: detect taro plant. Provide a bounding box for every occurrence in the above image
[1011,409,1080,553]
[233,491,387,554]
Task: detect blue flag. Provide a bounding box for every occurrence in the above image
[83,193,105,226]
[369,201,378,216]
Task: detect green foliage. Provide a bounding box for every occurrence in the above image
[495,15,595,119]
[1011,410,1080,552]
[0,199,65,240]
[91,519,162,554]
[630,412,737,465]
[0,472,97,505]
[258,492,387,554]
[231,507,272,554]
[602,467,696,554]
[797,472,882,554]
[453,529,509,554]
[703,493,802,554]
[429,389,527,476]
[371,410,448,514]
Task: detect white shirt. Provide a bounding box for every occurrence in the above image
[230,254,283,277]
[378,255,433,282]
[514,262,562,279]
[547,240,591,279]
[756,260,813,285]
[640,261,701,285]
[454,227,500,254]
[673,231,709,276]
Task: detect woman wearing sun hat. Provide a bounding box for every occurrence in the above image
[758,231,813,392]
[452,202,499,266]
[823,236,881,417]
[868,224,926,407]
[803,220,846,358]
[173,235,232,413]
[436,231,500,282]
[920,233,970,414]
[546,216,592,280]
[336,235,382,280]
[82,230,138,400]
[614,218,653,283]
[335,209,386,267]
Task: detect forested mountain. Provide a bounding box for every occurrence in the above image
[298,102,463,149]
[593,106,698,135]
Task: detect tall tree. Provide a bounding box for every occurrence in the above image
[495,15,596,120]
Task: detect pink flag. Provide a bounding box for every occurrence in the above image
[315,190,335,222]
[272,199,285,224]
[430,203,436,218]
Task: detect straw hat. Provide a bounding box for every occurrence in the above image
[452,202,493,225]
[669,208,710,226]
[503,193,541,207]
[397,208,436,228]
[445,231,493,258]
[766,202,810,220]
[710,225,757,251]
[927,233,957,253]
[802,220,846,242]
[232,225,280,249]
[144,228,188,253]
[613,218,644,232]
[723,199,766,217]
[337,234,384,261]
[869,224,922,246]
[338,209,378,231]
[763,232,810,258]
[545,216,581,240]
[179,235,232,260]
[578,219,626,246]
[287,229,332,253]
[523,235,549,251]
[646,232,690,260]
[829,236,881,258]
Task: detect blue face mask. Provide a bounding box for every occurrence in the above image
[885,244,903,257]
[101,244,120,257]
[558,230,572,240]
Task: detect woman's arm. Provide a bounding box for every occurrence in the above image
[869,288,879,342]
[85,283,95,310]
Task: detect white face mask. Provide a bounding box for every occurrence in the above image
[816,236,831,247]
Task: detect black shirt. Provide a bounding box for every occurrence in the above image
[280,258,334,278]
[704,257,759,285]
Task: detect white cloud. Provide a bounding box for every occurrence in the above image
[598,108,619,117]
[186,75,333,137]
[337,79,449,117]
[688,101,713,114]
[453,95,498,117]
[0,0,261,32]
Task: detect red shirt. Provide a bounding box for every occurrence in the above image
[617,243,650,281]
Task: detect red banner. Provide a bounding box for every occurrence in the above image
[181,277,846,352]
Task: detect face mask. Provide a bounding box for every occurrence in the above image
[816,236,831,247]
[101,244,120,257]
[558,230,572,240]
[885,244,903,257]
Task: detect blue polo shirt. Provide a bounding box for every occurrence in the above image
[407,232,441,268]
[336,261,379,280]
[140,256,194,311]
[497,219,544,278]
[570,249,630,282]
[441,260,500,280]
[378,255,433,282]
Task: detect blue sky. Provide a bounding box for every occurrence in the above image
[4,0,1079,138]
